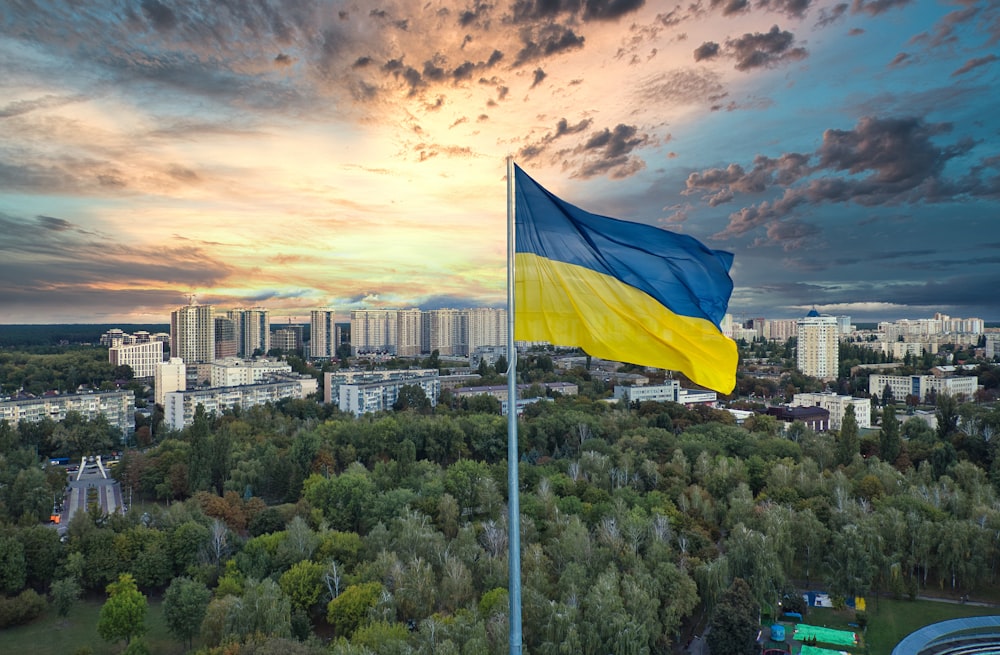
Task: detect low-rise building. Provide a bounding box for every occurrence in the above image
[163,377,316,430]
[766,405,830,432]
[869,373,979,404]
[614,381,680,404]
[323,368,439,404]
[339,376,441,416]
[0,390,134,438]
[791,392,871,430]
[209,357,293,387]
[109,340,164,378]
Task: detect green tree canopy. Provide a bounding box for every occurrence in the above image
[98,573,148,646]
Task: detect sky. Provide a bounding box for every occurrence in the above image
[1,0,999,326]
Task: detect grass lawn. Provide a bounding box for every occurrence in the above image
[863,598,1000,655]
[0,597,189,655]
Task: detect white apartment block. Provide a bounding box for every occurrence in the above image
[0,391,134,438]
[987,334,1000,360]
[614,381,680,404]
[109,340,163,378]
[209,357,293,387]
[397,309,423,356]
[878,313,984,340]
[155,358,186,407]
[339,376,441,416]
[467,308,507,352]
[324,368,439,404]
[797,312,839,381]
[310,309,337,358]
[425,308,467,356]
[767,319,799,342]
[171,304,216,364]
[227,307,270,357]
[869,373,979,404]
[351,310,398,355]
[792,392,871,430]
[163,377,317,430]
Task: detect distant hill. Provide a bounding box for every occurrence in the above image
[0,324,169,347]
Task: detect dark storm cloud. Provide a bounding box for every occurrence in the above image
[694,42,720,61]
[514,25,586,65]
[952,54,998,76]
[726,26,808,71]
[700,116,983,239]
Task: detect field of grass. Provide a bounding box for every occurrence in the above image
[861,599,1000,655]
[0,597,188,655]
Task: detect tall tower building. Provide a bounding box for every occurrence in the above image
[227,307,270,357]
[310,309,337,358]
[467,308,507,351]
[397,308,423,356]
[214,317,238,359]
[425,309,466,355]
[797,310,839,381]
[170,303,215,364]
[351,309,398,355]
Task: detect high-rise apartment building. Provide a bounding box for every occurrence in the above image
[272,325,304,354]
[467,308,507,352]
[227,307,270,357]
[425,308,466,356]
[155,358,186,406]
[310,309,337,358]
[109,340,163,378]
[351,310,398,355]
[214,317,238,359]
[797,310,839,381]
[170,303,215,364]
[397,309,423,356]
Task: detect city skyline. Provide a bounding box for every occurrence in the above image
[2,1,999,325]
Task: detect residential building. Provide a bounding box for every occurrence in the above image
[271,326,303,354]
[467,308,507,352]
[425,308,466,356]
[797,310,839,381]
[613,381,680,404]
[109,340,163,378]
[227,307,270,357]
[791,392,871,430]
[397,308,423,356]
[339,376,441,416]
[170,303,215,364]
[163,377,317,430]
[351,309,398,355]
[310,309,337,359]
[324,368,439,404]
[0,390,134,438]
[450,382,578,403]
[766,405,830,432]
[869,373,979,404]
[155,358,186,407]
[214,317,239,359]
[209,357,293,387]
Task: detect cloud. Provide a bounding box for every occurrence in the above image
[531,67,547,88]
[514,25,586,65]
[850,0,913,17]
[571,123,652,178]
[702,115,982,239]
[694,41,720,61]
[952,54,998,76]
[518,117,594,161]
[727,25,808,71]
[693,26,807,70]
[814,3,848,27]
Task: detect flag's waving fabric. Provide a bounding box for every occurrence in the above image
[514,164,738,394]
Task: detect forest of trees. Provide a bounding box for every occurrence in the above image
[1,371,1000,653]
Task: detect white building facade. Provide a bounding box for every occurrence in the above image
[171,303,216,364]
[791,392,871,430]
[310,309,337,359]
[869,373,979,404]
[0,391,134,438]
[797,311,839,381]
[154,358,187,407]
[163,377,317,430]
[109,340,163,378]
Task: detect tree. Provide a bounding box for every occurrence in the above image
[392,384,431,413]
[50,577,81,618]
[98,573,148,647]
[163,576,211,651]
[837,405,860,467]
[279,560,325,613]
[0,533,26,594]
[327,581,382,637]
[880,404,901,464]
[706,578,760,655]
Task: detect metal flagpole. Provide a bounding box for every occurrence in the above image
[505,155,523,655]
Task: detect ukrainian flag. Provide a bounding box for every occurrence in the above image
[513,164,738,394]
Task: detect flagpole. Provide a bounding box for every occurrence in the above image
[505,155,523,655]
